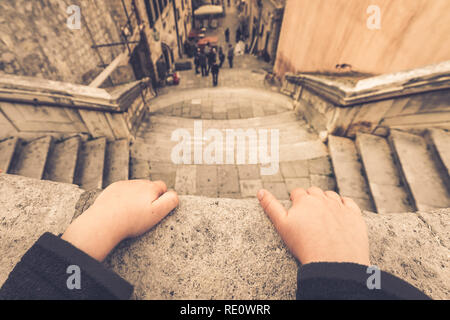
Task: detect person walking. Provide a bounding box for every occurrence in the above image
[218,47,225,68]
[207,47,217,76]
[236,27,241,43]
[225,28,230,43]
[194,48,200,74]
[227,44,234,68]
[211,62,220,87]
[199,49,207,77]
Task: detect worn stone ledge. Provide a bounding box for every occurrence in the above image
[0,73,149,112]
[1,174,448,299]
[285,60,450,106]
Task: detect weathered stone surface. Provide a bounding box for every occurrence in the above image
[0,175,448,300]
[356,133,413,213]
[328,136,374,211]
[73,138,106,191]
[389,130,450,211]
[43,136,81,184]
[103,139,129,188]
[9,136,52,180]
[0,174,83,287]
[0,137,19,173]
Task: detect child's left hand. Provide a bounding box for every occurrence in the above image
[62,180,179,261]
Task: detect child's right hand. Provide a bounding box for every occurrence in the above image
[257,187,370,266]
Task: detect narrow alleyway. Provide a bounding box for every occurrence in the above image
[131,3,334,200]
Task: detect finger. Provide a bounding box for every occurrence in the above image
[257,189,287,230]
[149,180,168,199]
[151,190,179,223]
[290,188,307,205]
[341,196,362,214]
[325,190,343,203]
[307,186,325,197]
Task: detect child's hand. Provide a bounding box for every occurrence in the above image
[62,180,179,261]
[257,187,370,266]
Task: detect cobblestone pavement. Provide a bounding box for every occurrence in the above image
[131,3,334,199]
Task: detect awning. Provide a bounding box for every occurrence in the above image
[194,5,223,16]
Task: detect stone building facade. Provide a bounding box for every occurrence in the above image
[0,0,193,87]
[245,0,285,63]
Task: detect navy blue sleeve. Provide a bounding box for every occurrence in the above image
[296,262,431,300]
[0,232,133,300]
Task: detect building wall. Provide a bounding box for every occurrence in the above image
[136,0,192,75]
[0,0,129,85]
[247,0,283,62]
[274,0,450,77]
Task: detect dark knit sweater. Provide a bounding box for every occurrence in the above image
[0,233,430,300]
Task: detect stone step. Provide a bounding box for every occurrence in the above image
[328,135,375,212]
[129,157,150,180]
[131,138,327,164]
[389,130,450,211]
[43,136,81,184]
[0,137,19,173]
[73,137,107,190]
[356,133,413,213]
[424,129,450,190]
[143,111,300,129]
[8,136,52,180]
[137,126,317,145]
[103,139,130,187]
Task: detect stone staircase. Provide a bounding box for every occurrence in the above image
[0,135,130,190]
[328,129,450,213]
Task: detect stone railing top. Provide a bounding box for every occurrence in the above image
[0,74,150,112]
[285,60,450,106]
[1,174,448,299]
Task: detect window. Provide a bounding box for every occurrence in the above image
[144,0,154,28]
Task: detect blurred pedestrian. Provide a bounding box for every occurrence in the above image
[218,47,225,68]
[211,62,220,86]
[207,47,217,75]
[227,44,234,68]
[225,28,230,43]
[199,50,207,77]
[194,48,200,74]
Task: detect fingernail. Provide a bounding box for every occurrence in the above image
[257,189,264,201]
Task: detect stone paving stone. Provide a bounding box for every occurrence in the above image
[252,105,265,117]
[308,157,332,175]
[213,112,227,120]
[237,164,260,180]
[240,179,263,198]
[182,106,191,117]
[218,165,240,194]
[197,165,218,197]
[201,105,213,114]
[151,172,176,189]
[285,178,311,193]
[175,165,197,195]
[239,106,254,118]
[190,105,202,118]
[172,106,182,116]
[227,107,241,119]
[261,168,284,182]
[310,174,336,191]
[280,160,309,178]
[219,192,242,199]
[129,158,150,179]
[202,113,213,119]
[263,182,289,200]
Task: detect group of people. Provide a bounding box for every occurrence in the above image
[193,43,235,87]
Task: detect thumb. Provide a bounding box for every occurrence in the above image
[257,189,287,231]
